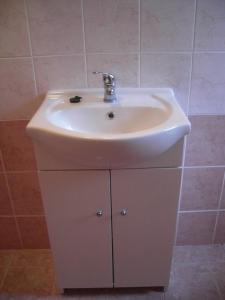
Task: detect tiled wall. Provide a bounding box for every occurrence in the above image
[0,0,225,248]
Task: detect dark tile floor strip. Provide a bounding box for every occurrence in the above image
[0,245,224,299]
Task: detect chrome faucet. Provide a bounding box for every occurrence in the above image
[93,72,117,103]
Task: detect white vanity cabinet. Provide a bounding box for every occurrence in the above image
[39,168,181,289]
[39,171,113,288]
[111,169,181,288]
[27,88,190,290]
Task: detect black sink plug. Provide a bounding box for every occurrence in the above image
[69,96,82,103]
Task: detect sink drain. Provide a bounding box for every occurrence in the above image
[107,112,115,119]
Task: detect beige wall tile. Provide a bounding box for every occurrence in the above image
[176,212,216,245]
[0,217,21,249]
[214,212,225,244]
[17,217,50,249]
[195,0,225,50]
[87,54,138,87]
[0,58,37,120]
[0,0,30,57]
[7,172,44,215]
[185,116,225,166]
[190,53,225,115]
[83,0,138,53]
[0,174,12,215]
[27,0,83,55]
[0,121,37,171]
[180,167,224,211]
[34,55,86,95]
[141,53,191,112]
[141,0,195,51]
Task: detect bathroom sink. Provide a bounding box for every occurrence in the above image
[27,88,190,169]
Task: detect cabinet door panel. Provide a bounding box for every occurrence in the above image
[111,169,181,287]
[39,171,113,288]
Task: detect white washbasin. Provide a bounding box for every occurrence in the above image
[49,105,170,136]
[27,88,191,169]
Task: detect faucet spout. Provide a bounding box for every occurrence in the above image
[93,71,117,103]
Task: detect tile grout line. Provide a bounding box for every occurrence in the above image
[81,0,88,88]
[0,215,46,218]
[188,113,225,116]
[23,0,38,96]
[179,209,225,213]
[0,165,225,175]
[186,0,197,116]
[0,151,23,249]
[140,50,225,54]
[0,53,85,60]
[86,51,140,55]
[174,137,187,244]
[0,119,30,122]
[186,57,193,115]
[184,165,225,169]
[1,50,225,60]
[212,171,225,243]
[0,56,32,60]
[1,170,40,174]
[137,0,141,87]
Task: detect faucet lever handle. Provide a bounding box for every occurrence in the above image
[93,71,115,85]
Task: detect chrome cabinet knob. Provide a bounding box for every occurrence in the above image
[96,210,103,217]
[120,209,127,216]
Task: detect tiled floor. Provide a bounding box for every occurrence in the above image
[0,245,224,300]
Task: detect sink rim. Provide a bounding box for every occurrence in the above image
[27,88,190,142]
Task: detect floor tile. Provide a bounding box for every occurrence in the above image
[172,245,225,265]
[208,262,225,300]
[11,250,53,268]
[0,246,225,299]
[0,268,6,289]
[165,263,221,300]
[1,266,54,296]
[0,295,38,300]
[0,250,15,268]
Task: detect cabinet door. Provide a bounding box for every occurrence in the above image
[111,168,181,287]
[39,171,113,288]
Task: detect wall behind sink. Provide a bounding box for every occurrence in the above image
[0,0,225,249]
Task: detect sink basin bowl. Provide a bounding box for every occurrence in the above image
[49,105,169,136]
[27,88,191,169]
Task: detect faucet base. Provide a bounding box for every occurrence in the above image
[104,96,117,103]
